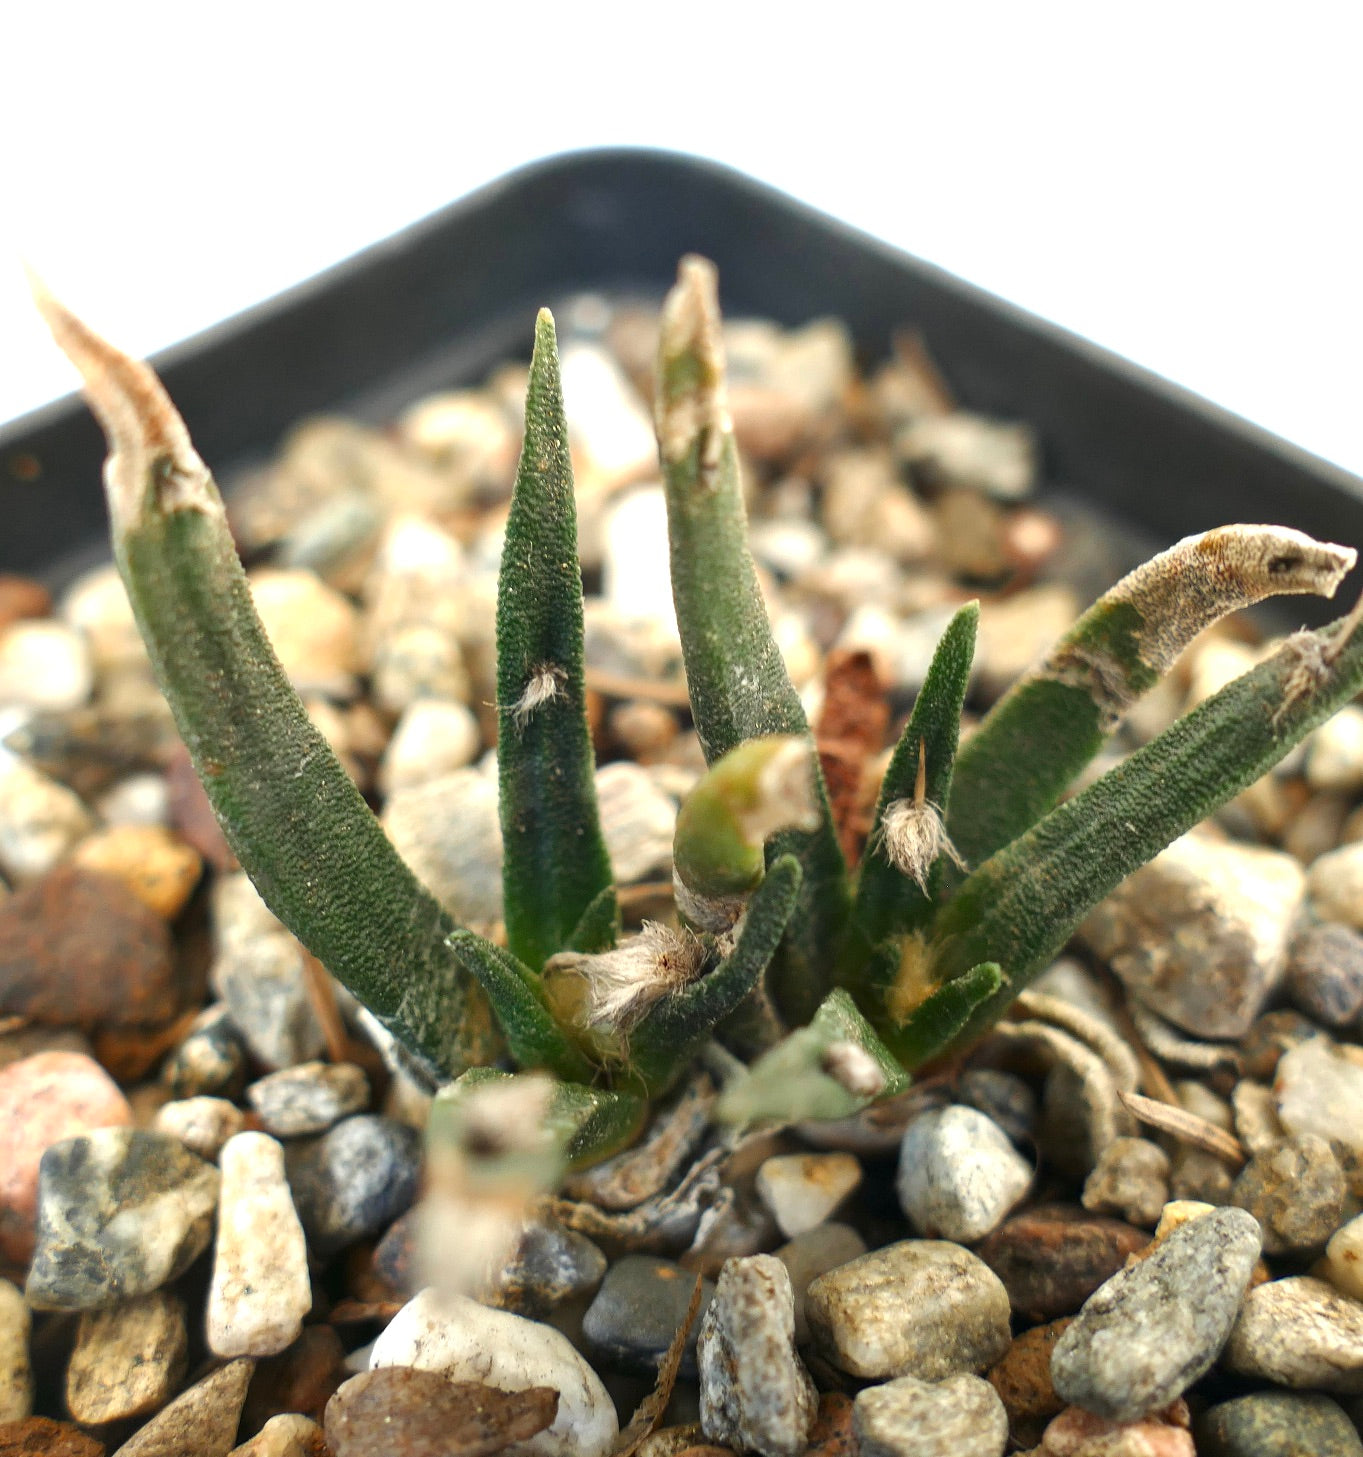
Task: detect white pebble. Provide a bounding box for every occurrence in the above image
[595,761,676,884]
[1325,1213,1363,1302]
[0,755,95,882]
[206,1133,311,1358]
[1308,843,1363,930]
[603,486,679,632]
[1307,705,1363,793]
[0,621,92,711]
[756,1153,863,1239]
[369,1288,618,1457]
[897,1106,1033,1243]
[379,698,480,796]
[153,1097,246,1162]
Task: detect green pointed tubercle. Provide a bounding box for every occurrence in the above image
[627,854,803,1095]
[33,288,499,1082]
[656,256,851,1022]
[878,961,1003,1069]
[497,309,615,972]
[715,988,910,1125]
[853,600,978,955]
[928,596,1363,1056]
[947,525,1356,869]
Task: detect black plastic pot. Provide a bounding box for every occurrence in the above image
[4,147,1362,596]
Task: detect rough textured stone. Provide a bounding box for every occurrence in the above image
[897,1106,1033,1243]
[582,1256,714,1377]
[112,1357,253,1457]
[806,1240,1011,1381]
[1039,1402,1195,1456]
[379,698,481,795]
[697,1256,817,1457]
[227,1413,326,1457]
[1230,1132,1346,1254]
[595,761,676,883]
[26,1128,220,1311]
[211,928,326,1071]
[1288,923,1363,1028]
[977,1205,1150,1322]
[1082,1138,1171,1229]
[1051,1206,1262,1420]
[774,1223,867,1346]
[956,1067,1038,1146]
[0,1282,31,1423]
[325,1369,557,1457]
[161,1005,248,1100]
[382,770,502,928]
[1275,1037,1363,1194]
[246,1063,370,1138]
[754,1153,862,1239]
[986,1319,1070,1448]
[853,1373,1008,1457]
[0,1051,133,1262]
[0,865,175,1031]
[153,1097,246,1162]
[0,1417,104,1455]
[1079,831,1304,1038]
[65,1291,187,1424]
[1223,1275,1363,1392]
[368,1289,617,1457]
[208,1133,312,1358]
[1198,1391,1363,1456]
[286,1115,421,1257]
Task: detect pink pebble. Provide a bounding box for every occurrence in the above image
[1042,1401,1195,1456]
[0,1051,133,1262]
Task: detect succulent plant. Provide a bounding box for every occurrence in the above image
[33,258,1363,1187]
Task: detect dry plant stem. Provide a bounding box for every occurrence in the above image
[33,285,500,1080]
[1118,1089,1246,1167]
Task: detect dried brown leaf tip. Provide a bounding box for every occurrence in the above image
[655,254,731,473]
[27,272,221,533]
[877,740,967,893]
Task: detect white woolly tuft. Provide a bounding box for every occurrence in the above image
[510,664,566,731]
[878,796,967,894]
[555,922,706,1032]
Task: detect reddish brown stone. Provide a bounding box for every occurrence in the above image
[242,1326,346,1434]
[0,1415,104,1455]
[0,866,177,1033]
[976,1203,1149,1322]
[804,1391,856,1455]
[166,748,238,872]
[325,1369,557,1457]
[987,1318,1072,1447]
[0,577,52,632]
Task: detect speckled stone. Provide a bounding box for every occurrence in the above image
[211,927,326,1072]
[755,1153,862,1239]
[1082,1138,1172,1229]
[1287,923,1363,1028]
[161,1005,248,1100]
[208,1133,312,1358]
[853,1373,1008,1457]
[64,1290,187,1424]
[368,1288,617,1457]
[806,1240,1011,1381]
[0,1281,31,1423]
[0,757,96,882]
[1230,1132,1346,1255]
[381,769,503,927]
[286,1115,422,1257]
[112,1357,253,1457]
[153,1097,247,1162]
[774,1222,867,1346]
[227,1413,326,1457]
[26,1128,220,1311]
[70,825,202,921]
[1275,1037,1363,1194]
[1198,1391,1363,1456]
[1223,1275,1363,1392]
[1050,1206,1262,1420]
[698,1256,817,1457]
[0,1417,104,1455]
[1039,1402,1195,1456]
[483,1216,608,1318]
[582,1256,715,1377]
[246,1063,370,1138]
[897,1106,1033,1243]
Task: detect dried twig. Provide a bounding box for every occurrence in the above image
[1118,1088,1246,1167]
[613,1274,706,1455]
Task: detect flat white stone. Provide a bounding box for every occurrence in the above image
[207,1133,311,1358]
[369,1288,618,1457]
[755,1153,863,1239]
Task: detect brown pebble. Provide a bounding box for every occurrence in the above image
[242,1327,346,1434]
[166,748,238,872]
[986,1318,1072,1447]
[325,1368,557,1457]
[0,1415,104,1455]
[0,577,52,632]
[0,865,177,1032]
[976,1204,1149,1322]
[0,1051,132,1262]
[71,826,203,921]
[113,1358,254,1457]
[803,1390,856,1456]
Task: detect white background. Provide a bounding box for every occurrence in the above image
[1,3,1359,478]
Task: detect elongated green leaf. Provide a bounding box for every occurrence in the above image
[947,526,1356,868]
[628,855,802,1094]
[929,601,1363,1054]
[854,601,978,951]
[447,930,595,1082]
[497,309,614,971]
[656,257,850,1022]
[715,987,909,1124]
[435,1068,647,1170]
[565,884,621,954]
[35,289,499,1081]
[879,961,1003,1069]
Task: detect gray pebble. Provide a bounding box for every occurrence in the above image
[1199,1390,1363,1457]
[896,1105,1032,1243]
[65,1289,188,1424]
[698,1255,817,1457]
[381,769,503,927]
[1223,1275,1363,1392]
[246,1061,370,1137]
[853,1373,1008,1457]
[956,1067,1038,1146]
[1288,924,1363,1028]
[1082,1137,1171,1229]
[26,1128,220,1311]
[211,929,326,1071]
[161,1005,247,1100]
[484,1216,608,1318]
[1050,1205,1262,1420]
[806,1240,1011,1381]
[774,1222,867,1346]
[1230,1133,1346,1255]
[286,1115,422,1258]
[582,1255,715,1377]
[1232,1078,1285,1157]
